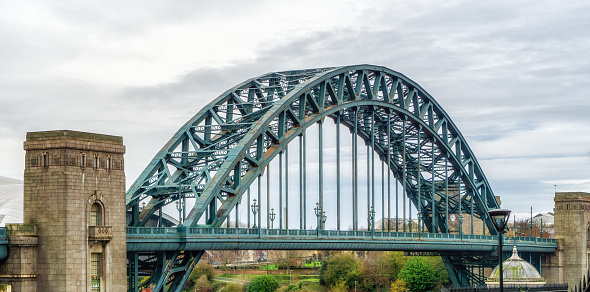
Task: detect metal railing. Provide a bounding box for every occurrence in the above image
[126,227,556,245]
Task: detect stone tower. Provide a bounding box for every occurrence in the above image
[23,130,126,292]
[543,192,590,287]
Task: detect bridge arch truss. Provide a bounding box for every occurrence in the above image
[127,65,507,290]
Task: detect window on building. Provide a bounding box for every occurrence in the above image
[42,152,49,168]
[80,153,87,169]
[90,203,101,226]
[93,154,100,170]
[91,253,101,291]
[105,156,111,171]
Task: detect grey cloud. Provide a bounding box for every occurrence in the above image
[1,0,588,215]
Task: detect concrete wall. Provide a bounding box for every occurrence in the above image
[23,130,126,292]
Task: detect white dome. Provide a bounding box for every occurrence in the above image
[487,246,544,284]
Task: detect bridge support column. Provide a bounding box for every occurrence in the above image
[127,252,138,292]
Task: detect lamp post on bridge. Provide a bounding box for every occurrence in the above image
[251,199,259,228]
[369,206,375,237]
[322,211,327,230]
[269,208,276,229]
[175,198,185,226]
[314,203,322,237]
[489,208,511,292]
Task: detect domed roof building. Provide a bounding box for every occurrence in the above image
[486,245,546,287]
[0,176,23,226]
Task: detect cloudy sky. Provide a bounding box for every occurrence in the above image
[0,0,588,219]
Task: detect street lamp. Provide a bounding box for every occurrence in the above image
[314,203,322,231]
[322,211,327,228]
[369,206,375,234]
[269,208,276,229]
[488,208,511,292]
[251,199,259,228]
[175,198,185,226]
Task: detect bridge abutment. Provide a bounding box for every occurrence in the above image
[544,192,590,287]
[16,130,127,292]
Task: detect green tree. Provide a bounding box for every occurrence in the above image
[389,278,408,292]
[224,282,244,292]
[377,251,406,282]
[319,253,361,289]
[247,275,279,292]
[193,275,214,292]
[360,251,407,291]
[423,257,450,286]
[185,263,215,290]
[400,257,437,291]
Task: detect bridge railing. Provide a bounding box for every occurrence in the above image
[126,227,556,244]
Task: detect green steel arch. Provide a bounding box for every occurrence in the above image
[126,64,502,289]
[127,64,499,230]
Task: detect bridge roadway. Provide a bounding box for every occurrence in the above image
[126,227,557,254]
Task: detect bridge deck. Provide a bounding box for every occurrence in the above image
[126,227,556,253]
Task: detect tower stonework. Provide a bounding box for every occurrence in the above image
[23,130,126,292]
[543,192,590,287]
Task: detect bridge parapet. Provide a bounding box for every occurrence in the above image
[126,227,556,253]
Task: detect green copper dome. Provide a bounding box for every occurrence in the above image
[487,246,544,283]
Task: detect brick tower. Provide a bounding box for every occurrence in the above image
[23,130,126,292]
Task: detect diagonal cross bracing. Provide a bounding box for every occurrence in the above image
[125,65,539,289]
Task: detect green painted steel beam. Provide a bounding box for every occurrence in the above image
[126,227,556,254]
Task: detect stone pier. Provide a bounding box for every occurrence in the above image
[0,130,128,292]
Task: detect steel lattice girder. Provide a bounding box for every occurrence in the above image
[126,64,505,289]
[127,64,499,232]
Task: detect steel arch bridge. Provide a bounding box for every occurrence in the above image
[125,65,555,291]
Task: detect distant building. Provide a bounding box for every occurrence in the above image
[533,212,554,225]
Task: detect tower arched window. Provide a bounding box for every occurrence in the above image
[90,203,102,226]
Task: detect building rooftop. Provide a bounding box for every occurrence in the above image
[0,176,23,226]
[487,246,545,285]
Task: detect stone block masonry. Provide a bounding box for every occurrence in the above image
[543,192,590,287]
[22,130,126,292]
